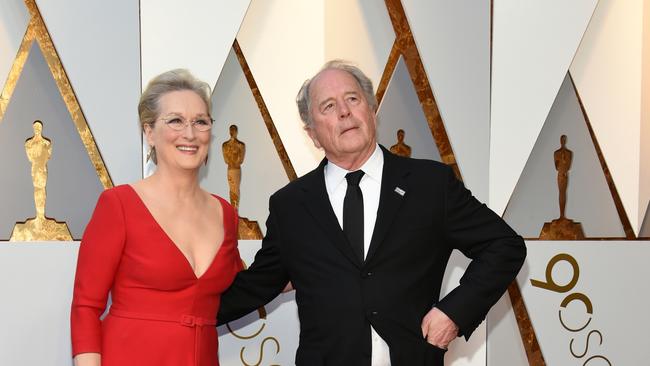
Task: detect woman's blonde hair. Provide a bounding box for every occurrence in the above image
[138,69,212,164]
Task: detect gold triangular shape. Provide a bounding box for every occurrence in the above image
[503,74,628,241]
[209,40,297,240]
[0,0,112,242]
[0,0,112,189]
[233,40,297,181]
[381,0,459,178]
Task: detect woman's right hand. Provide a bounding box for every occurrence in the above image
[74,353,100,366]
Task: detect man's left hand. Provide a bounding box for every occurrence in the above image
[420,307,459,349]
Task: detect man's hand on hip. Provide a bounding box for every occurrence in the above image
[420,307,459,349]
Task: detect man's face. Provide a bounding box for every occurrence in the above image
[305,69,377,165]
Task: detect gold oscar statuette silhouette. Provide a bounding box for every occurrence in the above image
[389,129,412,158]
[222,124,262,240]
[539,135,585,240]
[10,121,73,241]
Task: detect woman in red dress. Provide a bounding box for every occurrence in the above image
[71,69,241,366]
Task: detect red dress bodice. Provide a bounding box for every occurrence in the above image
[71,185,241,366]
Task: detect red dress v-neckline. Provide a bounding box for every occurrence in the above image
[125,184,228,280]
[71,185,243,365]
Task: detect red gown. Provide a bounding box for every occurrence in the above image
[71,185,241,366]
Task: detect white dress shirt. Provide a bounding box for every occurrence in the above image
[324,144,391,366]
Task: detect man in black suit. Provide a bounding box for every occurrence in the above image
[218,60,526,366]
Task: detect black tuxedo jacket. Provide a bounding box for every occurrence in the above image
[218,146,526,366]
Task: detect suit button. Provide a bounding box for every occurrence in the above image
[361,271,373,278]
[370,310,379,316]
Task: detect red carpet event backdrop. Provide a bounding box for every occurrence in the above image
[1,1,648,365]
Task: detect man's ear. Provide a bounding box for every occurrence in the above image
[304,125,322,149]
[371,109,378,128]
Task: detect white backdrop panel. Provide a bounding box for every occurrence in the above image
[376,56,441,162]
[519,241,650,365]
[402,0,490,202]
[140,0,250,90]
[36,0,142,185]
[570,0,645,235]
[0,243,78,366]
[486,293,528,366]
[324,0,394,89]
[490,0,598,215]
[236,0,325,177]
[642,0,650,235]
[0,0,29,94]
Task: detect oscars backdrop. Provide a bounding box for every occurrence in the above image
[1,1,649,365]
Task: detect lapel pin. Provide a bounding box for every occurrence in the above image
[394,187,405,196]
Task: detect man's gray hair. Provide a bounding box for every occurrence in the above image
[296,60,377,127]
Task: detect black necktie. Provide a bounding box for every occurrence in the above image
[343,170,365,262]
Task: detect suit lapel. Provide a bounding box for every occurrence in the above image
[366,147,410,264]
[299,158,363,268]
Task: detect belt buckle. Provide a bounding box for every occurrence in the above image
[180,314,196,327]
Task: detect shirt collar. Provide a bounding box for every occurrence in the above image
[324,144,383,194]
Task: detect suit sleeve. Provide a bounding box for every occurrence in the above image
[70,189,126,356]
[217,195,290,325]
[435,166,526,339]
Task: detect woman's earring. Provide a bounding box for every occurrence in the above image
[146,146,156,163]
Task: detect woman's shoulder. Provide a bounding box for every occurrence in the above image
[91,184,141,211]
[98,184,136,199]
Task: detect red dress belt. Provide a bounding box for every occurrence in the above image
[109,308,218,364]
[109,308,217,327]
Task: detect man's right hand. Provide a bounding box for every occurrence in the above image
[420,307,459,350]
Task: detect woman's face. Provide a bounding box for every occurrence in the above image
[145,90,211,172]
